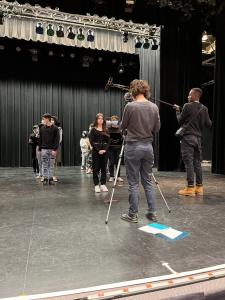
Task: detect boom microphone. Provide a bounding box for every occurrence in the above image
[104,77,113,91]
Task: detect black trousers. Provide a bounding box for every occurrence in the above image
[108,147,121,177]
[32,150,39,173]
[181,135,202,187]
[92,150,108,185]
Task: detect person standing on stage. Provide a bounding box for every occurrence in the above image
[51,116,63,182]
[89,113,110,193]
[108,115,123,182]
[120,79,160,223]
[39,113,60,185]
[80,131,91,171]
[174,88,212,196]
[28,125,39,177]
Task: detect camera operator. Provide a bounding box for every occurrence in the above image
[107,115,123,183]
[174,88,212,196]
[120,80,160,223]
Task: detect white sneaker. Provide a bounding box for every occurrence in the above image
[117,177,124,182]
[109,177,114,182]
[95,185,101,193]
[100,185,108,192]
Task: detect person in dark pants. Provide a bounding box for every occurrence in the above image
[120,80,161,223]
[174,88,212,196]
[89,113,110,193]
[28,125,39,176]
[39,113,60,185]
[108,115,123,183]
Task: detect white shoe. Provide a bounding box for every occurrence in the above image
[109,177,114,182]
[95,185,101,193]
[117,177,124,182]
[100,185,108,192]
[53,176,58,182]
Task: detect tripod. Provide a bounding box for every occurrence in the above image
[105,139,171,224]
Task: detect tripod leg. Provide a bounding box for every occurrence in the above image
[151,173,171,213]
[105,141,125,224]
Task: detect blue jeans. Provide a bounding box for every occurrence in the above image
[125,142,156,216]
[41,149,56,179]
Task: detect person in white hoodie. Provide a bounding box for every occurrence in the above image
[80,131,91,171]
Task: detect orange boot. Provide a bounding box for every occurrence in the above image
[178,187,196,196]
[195,185,204,195]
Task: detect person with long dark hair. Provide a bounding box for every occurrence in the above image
[89,113,110,193]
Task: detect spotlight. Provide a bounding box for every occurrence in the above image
[118,64,125,74]
[122,31,129,43]
[87,29,95,42]
[56,25,64,38]
[82,56,90,68]
[48,50,54,56]
[202,31,208,42]
[151,39,158,50]
[112,58,117,64]
[77,28,85,41]
[135,37,142,48]
[35,22,44,34]
[16,46,21,52]
[67,26,75,39]
[98,56,103,62]
[47,24,54,36]
[0,11,4,25]
[143,38,150,49]
[70,53,75,58]
[0,45,5,50]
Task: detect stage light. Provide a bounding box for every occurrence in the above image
[202,31,208,42]
[36,22,44,34]
[118,64,125,74]
[70,53,75,58]
[0,45,5,50]
[67,26,75,39]
[77,28,85,41]
[135,37,142,48]
[56,25,64,38]
[112,58,117,64]
[82,56,90,68]
[143,38,150,49]
[98,56,103,62]
[0,11,4,25]
[16,46,21,52]
[87,29,95,42]
[47,24,54,36]
[122,31,129,43]
[151,39,158,50]
[48,50,54,56]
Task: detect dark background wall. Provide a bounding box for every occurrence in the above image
[0,39,139,166]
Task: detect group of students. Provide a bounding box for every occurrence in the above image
[80,114,124,193]
[28,113,63,184]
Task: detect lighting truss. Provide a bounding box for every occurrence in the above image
[0,0,160,39]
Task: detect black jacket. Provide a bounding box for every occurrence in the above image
[176,102,212,137]
[89,128,110,152]
[39,125,60,151]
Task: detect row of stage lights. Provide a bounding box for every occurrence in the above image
[35,23,159,50]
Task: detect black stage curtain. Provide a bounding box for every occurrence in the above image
[158,16,202,171]
[212,8,225,174]
[0,39,141,167]
[0,79,124,167]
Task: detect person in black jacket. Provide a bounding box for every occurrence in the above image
[174,88,212,196]
[28,125,39,176]
[89,113,110,193]
[39,113,60,185]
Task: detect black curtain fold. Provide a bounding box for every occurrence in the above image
[0,79,124,167]
[212,8,225,174]
[158,17,202,171]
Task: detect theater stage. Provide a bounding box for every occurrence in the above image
[0,167,224,298]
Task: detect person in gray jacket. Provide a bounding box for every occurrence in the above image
[120,79,161,223]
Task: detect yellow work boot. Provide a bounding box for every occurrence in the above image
[178,187,196,196]
[195,185,204,195]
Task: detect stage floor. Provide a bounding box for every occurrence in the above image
[0,167,225,298]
